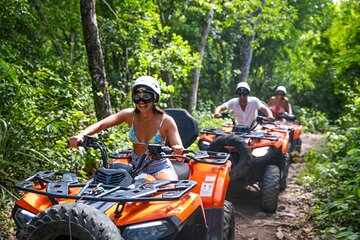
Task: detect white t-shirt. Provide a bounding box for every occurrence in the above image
[224,96,263,127]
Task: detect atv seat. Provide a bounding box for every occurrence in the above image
[165,108,199,148]
[164,109,197,180]
[172,161,190,180]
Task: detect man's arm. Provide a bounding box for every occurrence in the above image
[259,105,275,122]
[214,103,227,118]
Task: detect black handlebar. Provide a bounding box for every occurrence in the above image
[78,136,230,174]
[275,113,297,121]
[78,135,109,168]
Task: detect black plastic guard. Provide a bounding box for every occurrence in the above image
[205,208,223,240]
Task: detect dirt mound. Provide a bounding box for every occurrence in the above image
[230,133,325,240]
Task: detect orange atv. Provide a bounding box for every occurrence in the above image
[13,109,235,240]
[264,112,303,158]
[197,113,291,212]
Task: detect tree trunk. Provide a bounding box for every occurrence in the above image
[80,0,112,120]
[238,34,255,83]
[237,0,266,84]
[188,0,214,113]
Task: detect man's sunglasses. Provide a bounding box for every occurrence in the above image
[276,90,285,96]
[236,87,250,95]
[132,90,156,104]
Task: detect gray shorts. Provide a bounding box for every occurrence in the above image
[131,152,177,176]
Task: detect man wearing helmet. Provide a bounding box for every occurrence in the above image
[69,76,183,180]
[214,82,274,128]
[267,85,293,116]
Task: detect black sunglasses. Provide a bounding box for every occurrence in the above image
[276,90,285,96]
[236,87,250,95]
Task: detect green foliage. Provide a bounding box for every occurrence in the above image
[304,149,360,239]
[0,0,359,238]
[303,92,360,239]
[0,185,16,238]
[98,0,200,110]
[0,59,93,184]
[298,108,329,133]
[188,110,229,151]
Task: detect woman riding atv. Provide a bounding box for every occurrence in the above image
[267,86,293,121]
[69,76,183,180]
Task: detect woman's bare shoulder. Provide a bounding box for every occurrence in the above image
[114,108,134,123]
[163,114,177,127]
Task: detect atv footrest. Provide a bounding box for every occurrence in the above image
[46,182,69,195]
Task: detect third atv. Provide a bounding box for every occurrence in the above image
[262,112,303,159]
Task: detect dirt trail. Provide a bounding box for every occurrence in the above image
[228,133,325,240]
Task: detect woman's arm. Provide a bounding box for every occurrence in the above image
[164,115,184,155]
[69,108,133,148]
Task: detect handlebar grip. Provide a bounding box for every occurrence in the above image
[182,149,191,154]
[162,146,190,155]
[161,146,173,154]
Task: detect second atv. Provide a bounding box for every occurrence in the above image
[198,112,291,212]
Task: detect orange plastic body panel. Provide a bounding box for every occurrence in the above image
[249,136,283,150]
[273,122,303,140]
[291,124,303,139]
[16,185,81,214]
[15,184,204,227]
[187,160,231,209]
[199,134,218,142]
[110,192,203,226]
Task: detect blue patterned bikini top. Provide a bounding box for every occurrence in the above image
[129,114,165,145]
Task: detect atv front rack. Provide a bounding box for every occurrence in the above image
[15,171,197,203]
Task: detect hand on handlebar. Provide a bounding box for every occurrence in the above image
[214,113,222,119]
[267,116,275,123]
[172,144,184,155]
[69,135,84,148]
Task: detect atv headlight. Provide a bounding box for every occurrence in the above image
[198,140,210,150]
[12,207,36,228]
[122,219,175,240]
[252,147,270,157]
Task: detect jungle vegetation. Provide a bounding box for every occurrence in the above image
[0,0,359,238]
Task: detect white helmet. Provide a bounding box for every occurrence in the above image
[132,76,161,102]
[276,86,287,94]
[236,82,251,94]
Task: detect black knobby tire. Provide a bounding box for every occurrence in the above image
[222,200,235,240]
[261,165,280,212]
[208,134,252,180]
[296,137,302,153]
[19,203,123,240]
[280,154,290,191]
